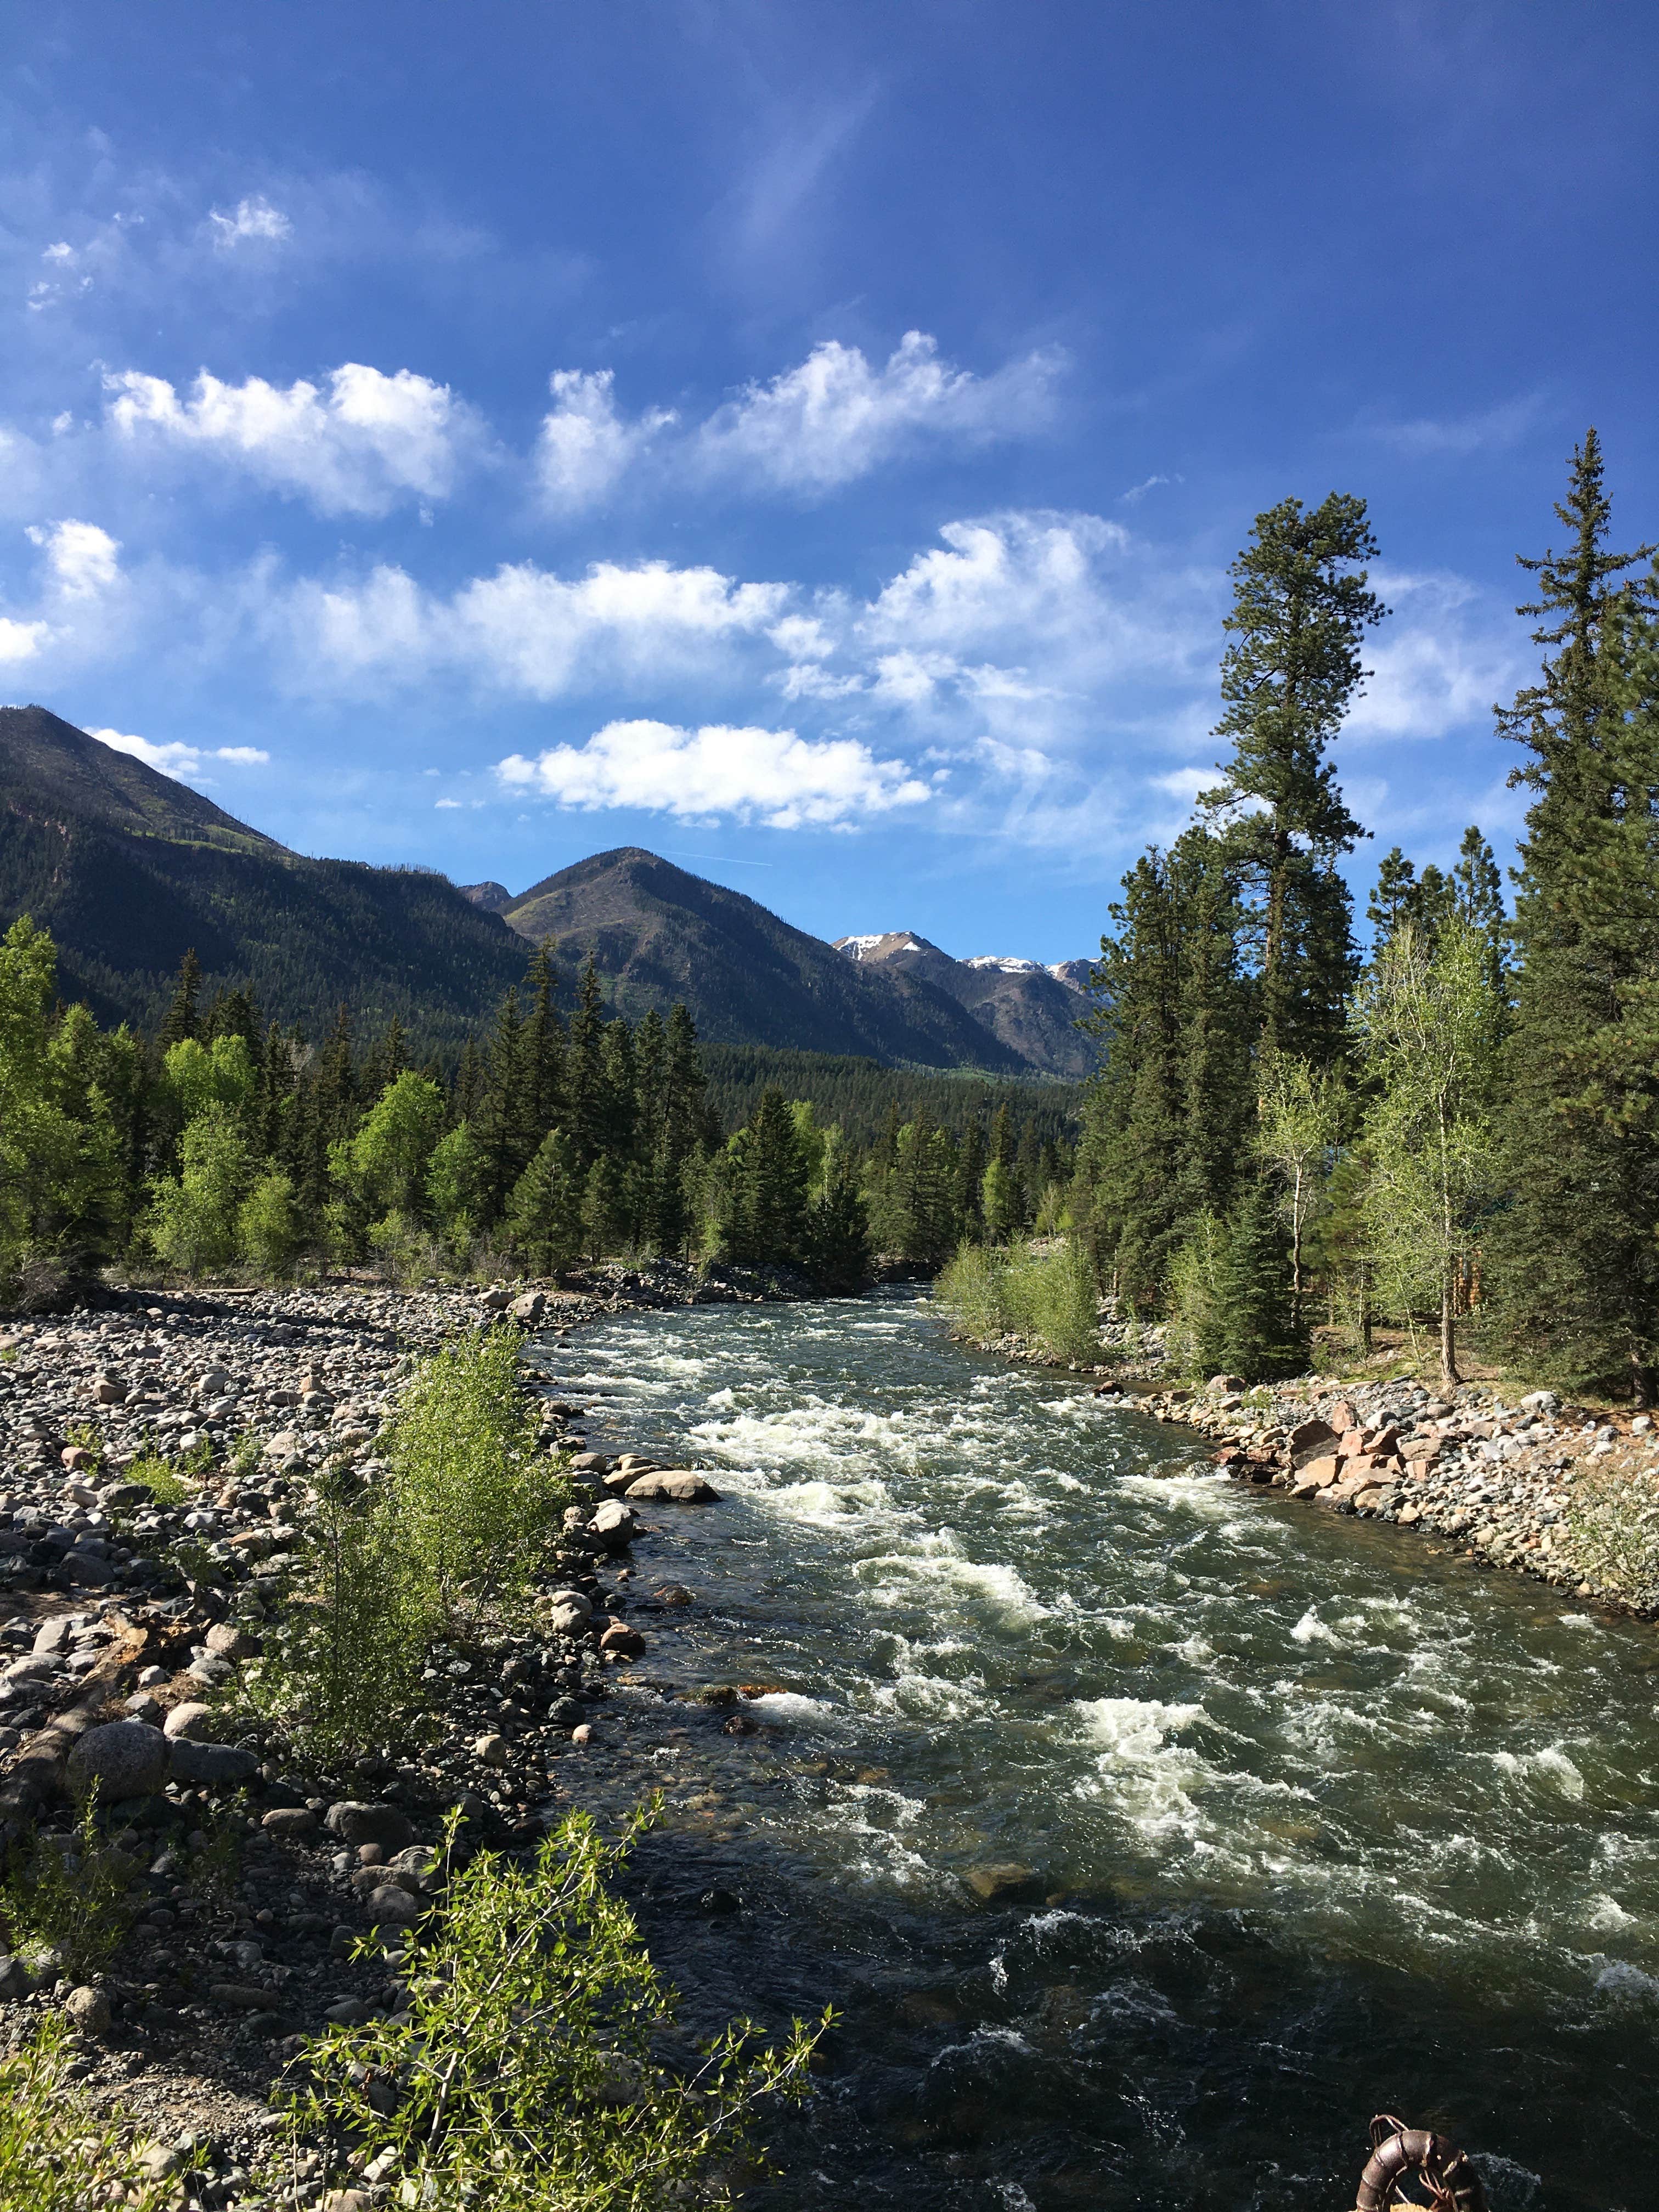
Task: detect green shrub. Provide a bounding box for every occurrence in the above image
[935,1237,1101,1365]
[382,1325,568,1628]
[238,1167,305,1273]
[285,1806,827,2212]
[1567,1460,1659,1610]
[1,1792,136,1980]
[245,1466,431,1757]
[123,1448,195,1506]
[0,2016,172,2211]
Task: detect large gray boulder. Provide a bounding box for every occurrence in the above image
[67,1720,170,1801]
[589,1499,639,1549]
[326,1801,415,1850]
[168,1739,259,1786]
[624,1470,720,1503]
[163,1701,217,1740]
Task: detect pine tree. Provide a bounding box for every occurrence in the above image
[1489,431,1659,1400]
[1367,848,1419,945]
[562,959,609,1169]
[520,950,565,1138]
[158,949,204,1051]
[729,1088,811,1265]
[505,1128,583,1274]
[1199,493,1383,1063]
[474,989,528,1224]
[804,1156,873,1292]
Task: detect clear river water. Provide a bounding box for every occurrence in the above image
[528,1289,1659,2211]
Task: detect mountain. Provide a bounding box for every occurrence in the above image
[459,881,514,914]
[833,929,1097,1079]
[496,849,1032,1071]
[0,706,528,1048]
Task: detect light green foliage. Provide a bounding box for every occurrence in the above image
[238,1166,304,1273]
[148,1103,251,1274]
[245,1465,430,1755]
[1352,916,1500,1383]
[426,1117,485,1248]
[935,1237,1100,1366]
[124,1449,194,1506]
[1165,1209,1230,1377]
[0,2016,172,2211]
[162,1032,255,1121]
[1254,1053,1344,1305]
[286,1806,826,2212]
[0,916,119,1288]
[333,1070,447,1221]
[505,1126,583,1273]
[1566,1460,1659,1610]
[382,1326,568,1629]
[2,1790,137,1979]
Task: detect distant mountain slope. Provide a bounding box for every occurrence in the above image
[499,848,1032,1071]
[0,706,528,1047]
[833,928,1098,1079]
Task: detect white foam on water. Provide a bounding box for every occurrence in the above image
[745,1691,834,1726]
[856,1544,1049,1624]
[1594,1959,1659,2000]
[930,2025,1036,2069]
[1072,1697,1211,1838]
[1583,1892,1635,1930]
[1053,1472,1085,1492]
[1491,1745,1588,1801]
[1291,1608,1339,1646]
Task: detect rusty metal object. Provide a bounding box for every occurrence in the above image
[1355,2114,1487,2212]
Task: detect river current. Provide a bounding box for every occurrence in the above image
[529,1289,1659,2210]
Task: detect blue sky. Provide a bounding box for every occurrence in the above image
[2,3,1655,962]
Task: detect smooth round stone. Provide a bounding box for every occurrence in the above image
[67,1720,170,1801]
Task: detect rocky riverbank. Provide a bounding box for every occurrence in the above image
[0,1261,799,2208]
[1118,1370,1659,1610]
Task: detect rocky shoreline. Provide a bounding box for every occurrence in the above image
[0,1259,800,2209]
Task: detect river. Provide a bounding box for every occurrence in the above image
[527,1288,1659,2210]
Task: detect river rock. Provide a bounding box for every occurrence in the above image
[0,1954,35,2000]
[590,1499,639,1548]
[169,1738,259,1785]
[365,1883,425,1926]
[624,1469,720,1503]
[599,1621,645,1657]
[65,1984,111,2038]
[67,1720,170,1800]
[326,1801,415,1850]
[546,1588,594,1633]
[964,1862,1036,1902]
[508,1291,546,1324]
[163,1701,218,1740]
[206,1622,260,1660]
[263,1806,318,1837]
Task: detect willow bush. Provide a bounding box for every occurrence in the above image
[935,1237,1101,1367]
[1567,1460,1659,1610]
[287,1805,827,2212]
[0,2017,172,2211]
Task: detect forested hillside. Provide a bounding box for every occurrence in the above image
[0,707,529,1051]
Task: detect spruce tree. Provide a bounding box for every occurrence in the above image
[1490,431,1659,1400]
[730,1087,811,1265]
[159,949,204,1050]
[562,959,609,1169]
[1199,493,1383,1063]
[1216,1173,1308,1381]
[521,949,565,1139]
[804,1156,873,1292]
[1367,848,1419,945]
[505,1128,583,1274]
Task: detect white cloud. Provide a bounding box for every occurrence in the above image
[89,727,269,776]
[1344,569,1521,741]
[496,718,930,828]
[292,555,787,698]
[207,195,291,249]
[533,369,675,511]
[697,331,1064,493]
[26,519,121,597]
[0,617,47,663]
[105,362,479,516]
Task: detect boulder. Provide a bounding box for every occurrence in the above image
[67,1720,170,1801]
[262,1806,318,1838]
[567,1452,611,1475]
[963,1862,1036,1901]
[0,1954,35,2000]
[624,1469,720,1503]
[169,1739,259,1786]
[1287,1418,1339,1467]
[472,1733,509,1768]
[508,1291,546,1324]
[599,1622,645,1658]
[1206,1374,1246,1396]
[205,1622,260,1660]
[545,1588,594,1630]
[364,1883,425,1926]
[326,1801,415,1851]
[163,1701,217,1741]
[590,1499,639,1549]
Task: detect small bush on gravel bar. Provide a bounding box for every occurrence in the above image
[382,1324,569,1629]
[1567,1459,1659,1610]
[0,2016,172,2211]
[284,1804,828,2212]
[1,1789,136,1980]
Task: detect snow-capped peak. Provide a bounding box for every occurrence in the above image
[964,953,1043,975]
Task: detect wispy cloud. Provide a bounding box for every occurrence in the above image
[89,726,269,776]
[1359,393,1547,458]
[206,195,291,249]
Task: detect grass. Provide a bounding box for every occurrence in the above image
[0,2016,173,2211]
[933,1237,1102,1367]
[0,1791,137,1982]
[284,1804,828,2212]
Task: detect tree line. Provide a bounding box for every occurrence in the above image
[1063,431,1659,1399]
[0,920,1077,1300]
